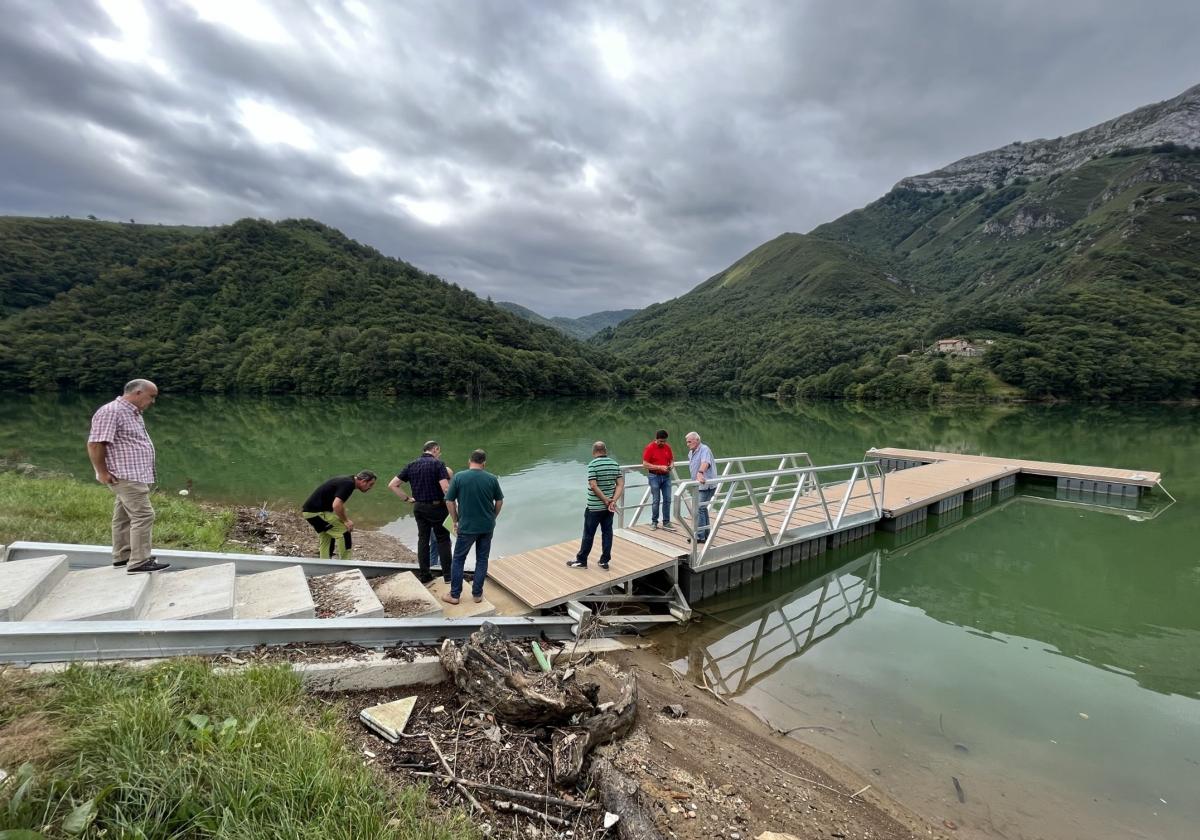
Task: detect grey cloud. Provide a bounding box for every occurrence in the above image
[1,0,1199,315]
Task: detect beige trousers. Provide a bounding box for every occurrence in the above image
[110,479,155,566]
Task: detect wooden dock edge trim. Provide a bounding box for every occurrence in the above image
[881,465,1019,517]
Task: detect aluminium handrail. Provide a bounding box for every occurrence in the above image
[663,460,886,567]
[617,452,816,529]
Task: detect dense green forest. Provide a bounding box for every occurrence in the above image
[0,218,626,397]
[0,216,202,314]
[600,146,1200,400]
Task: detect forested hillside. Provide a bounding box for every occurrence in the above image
[496,301,638,340]
[0,218,625,396]
[0,217,202,314]
[601,144,1200,400]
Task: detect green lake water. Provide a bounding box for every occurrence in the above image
[1,394,1197,839]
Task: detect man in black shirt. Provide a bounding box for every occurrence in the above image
[302,470,377,560]
[389,441,452,584]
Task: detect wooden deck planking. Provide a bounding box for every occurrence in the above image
[877,461,1018,516]
[488,536,679,610]
[870,447,1161,486]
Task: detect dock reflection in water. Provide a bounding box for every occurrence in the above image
[667,547,881,697]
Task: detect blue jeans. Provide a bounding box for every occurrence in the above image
[576,509,614,565]
[450,531,493,599]
[696,487,715,542]
[648,473,671,525]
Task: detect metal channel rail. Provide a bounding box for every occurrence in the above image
[0,542,575,664]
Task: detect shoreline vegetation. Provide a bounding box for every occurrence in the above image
[0,660,476,839]
[0,462,416,563]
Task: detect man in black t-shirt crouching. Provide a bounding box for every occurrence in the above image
[301,470,377,559]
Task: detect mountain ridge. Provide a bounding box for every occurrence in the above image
[600,84,1200,400]
[495,301,639,340]
[898,83,1200,192]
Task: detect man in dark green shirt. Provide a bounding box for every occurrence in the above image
[567,441,623,570]
[444,449,504,604]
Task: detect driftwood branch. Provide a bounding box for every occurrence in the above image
[428,735,481,813]
[588,755,665,840]
[413,772,599,811]
[493,800,572,827]
[551,675,638,784]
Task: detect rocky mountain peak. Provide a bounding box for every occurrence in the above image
[897,83,1200,193]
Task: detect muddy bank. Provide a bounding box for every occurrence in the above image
[328,642,948,840]
[223,504,417,563]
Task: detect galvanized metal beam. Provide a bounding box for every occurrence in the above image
[0,616,575,664]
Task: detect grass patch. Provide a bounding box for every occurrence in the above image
[0,470,233,550]
[0,660,477,839]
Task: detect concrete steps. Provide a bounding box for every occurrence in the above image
[140,563,236,620]
[235,566,316,619]
[370,572,443,618]
[4,557,444,623]
[0,555,69,621]
[308,569,385,618]
[25,565,153,621]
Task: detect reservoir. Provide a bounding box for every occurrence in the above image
[2,394,1196,839]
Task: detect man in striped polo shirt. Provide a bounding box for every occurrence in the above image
[87,379,169,573]
[567,441,624,570]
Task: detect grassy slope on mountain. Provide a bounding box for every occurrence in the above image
[814,147,1200,398]
[0,218,623,396]
[0,216,203,314]
[497,301,639,340]
[601,148,1200,399]
[602,233,917,394]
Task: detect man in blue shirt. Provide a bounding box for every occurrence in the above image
[685,431,716,543]
[389,441,451,584]
[444,449,504,604]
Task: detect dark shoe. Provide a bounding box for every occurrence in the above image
[662,522,675,530]
[599,561,610,570]
[443,578,452,584]
[114,553,155,568]
[417,573,434,584]
[566,559,587,569]
[128,561,170,574]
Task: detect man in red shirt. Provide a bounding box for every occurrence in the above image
[641,429,675,530]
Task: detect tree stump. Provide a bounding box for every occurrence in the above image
[588,755,666,840]
[439,622,595,726]
[551,674,638,784]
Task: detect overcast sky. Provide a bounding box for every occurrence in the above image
[1,1,1198,315]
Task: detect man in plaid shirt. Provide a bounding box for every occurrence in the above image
[87,379,169,573]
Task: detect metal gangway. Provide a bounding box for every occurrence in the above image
[680,549,881,697]
[617,452,887,569]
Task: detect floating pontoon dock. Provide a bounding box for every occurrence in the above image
[0,447,1169,663]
